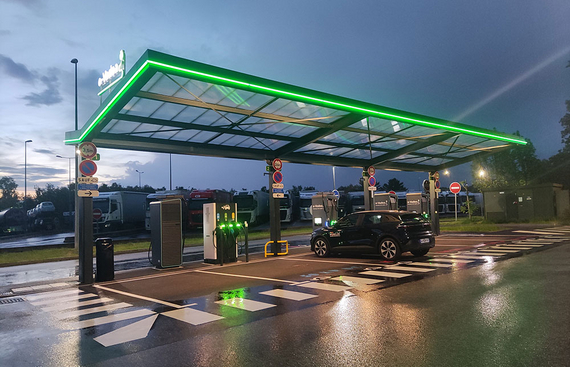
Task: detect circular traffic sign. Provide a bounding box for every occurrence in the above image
[435,180,441,189]
[332,189,340,199]
[79,160,98,176]
[450,181,461,194]
[389,191,396,195]
[367,166,376,176]
[368,176,376,186]
[433,171,440,180]
[93,208,103,221]
[273,171,283,184]
[79,142,97,159]
[272,158,283,171]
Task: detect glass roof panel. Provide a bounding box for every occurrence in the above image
[276,124,316,138]
[169,129,202,142]
[294,143,335,153]
[303,147,353,156]
[106,120,141,134]
[150,128,180,140]
[140,73,163,93]
[150,102,187,121]
[321,131,371,146]
[144,73,183,96]
[445,150,478,158]
[372,139,414,150]
[187,130,219,143]
[119,97,140,114]
[172,106,209,124]
[132,123,165,134]
[341,149,383,159]
[124,98,164,117]
[414,144,454,156]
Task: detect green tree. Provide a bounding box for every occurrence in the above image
[379,178,407,192]
[0,176,19,210]
[472,132,541,190]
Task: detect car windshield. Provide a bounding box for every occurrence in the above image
[234,196,255,210]
[189,198,212,210]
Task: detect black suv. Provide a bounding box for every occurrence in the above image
[310,210,435,261]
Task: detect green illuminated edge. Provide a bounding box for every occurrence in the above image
[97,73,125,96]
[65,54,527,146]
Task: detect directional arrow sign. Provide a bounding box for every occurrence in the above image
[78,190,99,197]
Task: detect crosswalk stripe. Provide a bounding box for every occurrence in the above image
[358,270,411,278]
[514,230,565,235]
[54,302,133,319]
[330,276,385,285]
[490,246,531,250]
[511,243,544,247]
[30,292,98,306]
[259,289,318,300]
[467,252,506,256]
[296,282,354,292]
[25,289,83,302]
[215,298,276,311]
[94,314,158,347]
[517,241,553,245]
[383,265,436,272]
[43,297,114,312]
[162,307,224,326]
[67,309,156,330]
[447,254,489,260]
[403,262,453,268]
[478,249,519,253]
[429,258,475,264]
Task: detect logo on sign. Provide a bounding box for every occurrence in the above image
[221,204,231,211]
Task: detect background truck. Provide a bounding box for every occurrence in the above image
[187,189,232,229]
[233,189,269,225]
[93,191,148,230]
[299,190,318,221]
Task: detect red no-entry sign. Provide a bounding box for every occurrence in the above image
[93,208,103,221]
[450,182,461,194]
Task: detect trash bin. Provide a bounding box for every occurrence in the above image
[95,237,114,282]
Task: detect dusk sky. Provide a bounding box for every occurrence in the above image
[1,0,569,195]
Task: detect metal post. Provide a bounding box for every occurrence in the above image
[362,169,372,211]
[429,173,440,235]
[169,154,172,190]
[71,58,79,250]
[78,197,93,284]
[268,165,281,255]
[454,193,458,221]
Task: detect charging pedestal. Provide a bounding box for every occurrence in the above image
[311,192,338,229]
[203,203,239,265]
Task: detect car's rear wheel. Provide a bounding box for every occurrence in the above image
[411,248,430,257]
[313,237,330,257]
[379,238,401,261]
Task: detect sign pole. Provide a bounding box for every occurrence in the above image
[455,193,458,221]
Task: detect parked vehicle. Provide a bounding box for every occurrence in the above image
[299,191,318,221]
[310,210,435,261]
[93,191,147,229]
[280,191,296,222]
[233,189,269,225]
[0,208,26,233]
[27,201,58,230]
[188,189,232,228]
[347,191,366,213]
[145,189,191,230]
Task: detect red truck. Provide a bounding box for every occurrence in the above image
[187,189,232,228]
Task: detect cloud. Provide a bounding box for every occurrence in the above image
[0,53,35,83]
[0,30,10,36]
[33,148,57,155]
[1,0,42,10]
[22,72,63,106]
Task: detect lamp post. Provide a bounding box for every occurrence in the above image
[24,140,32,200]
[71,58,79,250]
[136,169,144,188]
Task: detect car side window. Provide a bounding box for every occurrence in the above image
[381,214,400,223]
[337,214,358,228]
[364,214,382,226]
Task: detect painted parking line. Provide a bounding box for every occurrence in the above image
[162,308,224,326]
[383,265,436,273]
[281,257,380,266]
[330,276,385,285]
[513,230,566,235]
[55,302,133,319]
[490,246,531,251]
[296,281,354,292]
[67,309,156,330]
[515,241,553,245]
[358,270,411,278]
[446,254,491,260]
[511,243,545,247]
[216,298,276,312]
[472,251,508,256]
[94,284,186,309]
[94,314,158,347]
[429,258,475,264]
[478,249,520,253]
[29,292,98,306]
[43,297,115,312]
[25,288,84,302]
[403,262,453,268]
[259,289,318,301]
[194,269,296,284]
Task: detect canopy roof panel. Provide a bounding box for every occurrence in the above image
[65,50,526,171]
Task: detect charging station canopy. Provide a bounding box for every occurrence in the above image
[65,50,526,170]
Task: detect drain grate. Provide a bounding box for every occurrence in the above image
[0,297,25,305]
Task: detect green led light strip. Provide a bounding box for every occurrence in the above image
[97,73,124,96]
[65,57,527,146]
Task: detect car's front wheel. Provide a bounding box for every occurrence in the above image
[378,238,401,261]
[313,237,330,257]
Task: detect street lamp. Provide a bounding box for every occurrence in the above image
[479,169,486,178]
[24,140,32,200]
[136,169,144,188]
[71,58,79,250]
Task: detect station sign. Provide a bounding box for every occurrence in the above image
[78,176,98,184]
[272,158,283,171]
[272,183,284,189]
[79,160,98,176]
[78,183,98,191]
[78,190,99,197]
[450,182,461,194]
[79,142,97,160]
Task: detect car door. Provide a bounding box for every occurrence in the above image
[337,213,367,251]
[361,213,383,249]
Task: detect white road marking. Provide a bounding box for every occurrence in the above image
[358,270,411,278]
[55,302,133,319]
[383,265,436,272]
[447,254,490,260]
[511,243,544,247]
[25,289,83,301]
[330,276,385,285]
[194,269,296,284]
[404,262,453,268]
[296,282,354,292]
[29,292,98,306]
[479,248,519,253]
[94,284,184,309]
[162,308,224,325]
[516,241,553,245]
[215,298,277,311]
[67,309,156,330]
[259,289,318,301]
[43,297,114,312]
[281,257,376,266]
[94,314,158,347]
[513,230,566,235]
[467,252,506,256]
[491,246,532,250]
[429,258,475,264]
